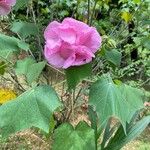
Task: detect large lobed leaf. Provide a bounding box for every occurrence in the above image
[52,121,96,150]
[0,85,61,137]
[89,75,144,130]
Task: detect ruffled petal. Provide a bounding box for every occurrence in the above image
[78,27,102,53]
[5,0,16,6]
[62,18,89,32]
[45,52,65,68]
[59,27,76,44]
[44,21,60,40]
[63,54,76,69]
[0,3,11,15]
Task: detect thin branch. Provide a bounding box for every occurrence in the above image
[87,0,90,25]
[90,0,98,26]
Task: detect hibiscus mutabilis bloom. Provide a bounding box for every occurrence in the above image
[0,0,16,15]
[44,18,102,69]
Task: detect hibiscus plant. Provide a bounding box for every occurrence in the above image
[0,1,150,150]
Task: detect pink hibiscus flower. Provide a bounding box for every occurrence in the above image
[44,18,102,69]
[0,0,16,15]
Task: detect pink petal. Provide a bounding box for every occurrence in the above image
[46,38,61,49]
[73,53,92,66]
[63,54,75,69]
[5,0,16,6]
[62,18,89,32]
[0,3,11,15]
[45,52,65,68]
[44,21,60,40]
[70,46,94,66]
[78,27,102,53]
[44,45,58,57]
[60,43,75,59]
[59,27,76,44]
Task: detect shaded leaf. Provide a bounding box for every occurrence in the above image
[105,49,122,66]
[66,63,92,90]
[0,62,7,75]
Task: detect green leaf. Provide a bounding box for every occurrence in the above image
[89,75,144,131]
[88,106,98,148]
[15,57,36,75]
[27,61,46,83]
[11,22,39,39]
[0,34,29,57]
[133,0,141,4]
[0,85,61,137]
[65,63,92,90]
[14,0,30,11]
[52,121,96,150]
[119,84,144,122]
[105,116,150,150]
[142,20,150,25]
[105,49,122,66]
[15,57,46,83]
[101,119,112,149]
[142,37,150,49]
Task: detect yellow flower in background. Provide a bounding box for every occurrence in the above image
[0,88,16,104]
[121,12,132,23]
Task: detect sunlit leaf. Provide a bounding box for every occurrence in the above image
[15,57,46,84]
[11,22,39,39]
[121,12,132,23]
[89,75,144,131]
[0,85,61,137]
[0,34,29,58]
